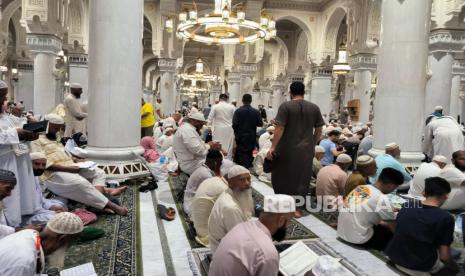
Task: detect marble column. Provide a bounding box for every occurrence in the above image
[271,82,285,111]
[86,0,148,179]
[68,52,89,102]
[210,85,222,104]
[451,60,465,123]
[425,52,454,114]
[16,61,34,111]
[26,34,62,116]
[353,70,372,123]
[370,0,432,164]
[310,67,333,116]
[158,58,177,116]
[228,72,241,103]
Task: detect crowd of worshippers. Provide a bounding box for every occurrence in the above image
[0,81,132,274]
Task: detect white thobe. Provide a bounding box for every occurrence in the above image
[208,101,235,159]
[0,114,37,227]
[172,122,209,175]
[0,229,42,275]
[156,135,173,153]
[0,202,14,239]
[408,162,442,198]
[258,132,271,150]
[439,165,465,210]
[266,108,275,121]
[162,117,178,130]
[423,117,464,161]
[64,93,87,137]
[183,165,215,217]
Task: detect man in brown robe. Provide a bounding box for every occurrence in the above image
[267,81,324,216]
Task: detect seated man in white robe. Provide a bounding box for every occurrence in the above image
[31,115,128,216]
[408,155,447,198]
[258,126,274,150]
[156,127,174,153]
[253,135,273,182]
[0,212,84,275]
[439,150,465,210]
[0,169,17,239]
[21,152,68,226]
[208,165,254,253]
[423,116,464,162]
[173,112,221,175]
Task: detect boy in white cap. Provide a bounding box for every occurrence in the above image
[409,155,447,198]
[316,154,352,207]
[344,155,377,197]
[173,112,221,175]
[64,83,87,137]
[208,165,254,253]
[209,194,295,276]
[0,212,84,276]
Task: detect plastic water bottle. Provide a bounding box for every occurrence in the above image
[159,155,167,164]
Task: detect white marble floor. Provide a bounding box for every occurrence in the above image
[139,172,400,276]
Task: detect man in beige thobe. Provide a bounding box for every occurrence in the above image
[64,83,87,137]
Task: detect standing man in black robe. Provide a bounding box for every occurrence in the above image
[267,82,325,216]
[233,94,263,168]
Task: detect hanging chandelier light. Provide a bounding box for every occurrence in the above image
[167,0,276,45]
[332,41,351,75]
[181,57,221,82]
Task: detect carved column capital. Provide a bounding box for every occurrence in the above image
[26,33,62,55]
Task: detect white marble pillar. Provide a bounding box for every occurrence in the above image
[16,62,34,111]
[68,53,89,102]
[371,0,432,164]
[271,83,285,111]
[310,69,332,116]
[86,0,147,179]
[450,74,462,122]
[425,52,454,114]
[228,72,241,102]
[354,70,372,123]
[26,34,62,116]
[158,58,177,116]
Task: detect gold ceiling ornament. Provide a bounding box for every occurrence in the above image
[333,41,351,75]
[166,0,276,45]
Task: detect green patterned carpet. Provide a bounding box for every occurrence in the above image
[45,184,139,276]
[168,174,317,249]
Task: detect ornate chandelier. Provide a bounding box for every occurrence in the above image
[166,0,276,45]
[332,41,351,75]
[180,57,222,82]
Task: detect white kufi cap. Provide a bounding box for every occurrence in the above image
[70,83,82,89]
[226,165,250,179]
[46,212,84,235]
[188,112,206,122]
[30,152,47,161]
[336,153,352,163]
[264,194,296,213]
[385,142,399,150]
[266,126,275,132]
[434,105,443,111]
[356,155,374,166]
[432,155,448,164]
[315,145,325,153]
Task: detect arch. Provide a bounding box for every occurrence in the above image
[144,63,158,88]
[273,15,312,49]
[323,7,347,56]
[0,0,21,35]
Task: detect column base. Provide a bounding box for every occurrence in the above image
[85,146,150,181]
[369,148,425,176]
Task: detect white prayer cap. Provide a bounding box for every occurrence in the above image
[336,154,352,163]
[70,83,82,89]
[435,105,443,111]
[46,212,84,235]
[44,114,65,124]
[263,194,296,213]
[315,145,325,153]
[164,127,174,134]
[0,80,8,90]
[356,155,374,166]
[439,166,465,186]
[30,152,47,160]
[352,126,363,133]
[192,102,197,105]
[266,126,275,132]
[188,112,206,122]
[384,142,399,151]
[312,255,353,276]
[432,155,448,164]
[226,165,250,179]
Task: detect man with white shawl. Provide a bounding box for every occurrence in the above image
[208,94,236,159]
[438,150,465,210]
[423,116,464,162]
[0,81,39,227]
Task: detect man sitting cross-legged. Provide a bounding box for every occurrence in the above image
[31,114,128,215]
[386,177,459,275]
[337,168,404,251]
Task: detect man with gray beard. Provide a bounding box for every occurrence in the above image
[208,165,254,253]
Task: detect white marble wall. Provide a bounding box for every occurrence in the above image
[16,70,34,111]
[310,76,332,116]
[69,65,89,102]
[425,53,454,114]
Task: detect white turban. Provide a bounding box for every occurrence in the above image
[432,155,448,164]
[44,114,65,125]
[356,155,374,166]
[188,112,206,122]
[30,152,47,161]
[315,145,325,153]
[439,165,465,187]
[336,154,352,163]
[226,165,250,179]
[434,105,443,111]
[70,83,82,89]
[46,212,84,235]
[264,194,296,213]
